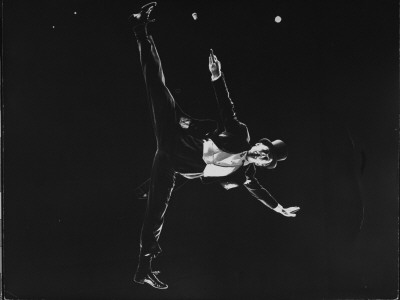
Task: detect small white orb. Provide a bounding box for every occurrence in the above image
[52,25,55,29]
[73,11,77,15]
[275,16,282,23]
[192,12,198,20]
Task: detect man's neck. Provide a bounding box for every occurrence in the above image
[245,151,253,163]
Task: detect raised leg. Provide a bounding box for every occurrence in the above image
[135,27,178,149]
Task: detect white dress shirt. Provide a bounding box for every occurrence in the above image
[180,139,249,179]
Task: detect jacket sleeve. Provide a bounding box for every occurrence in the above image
[242,165,279,209]
[212,73,244,133]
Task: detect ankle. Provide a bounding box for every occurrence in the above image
[137,254,152,273]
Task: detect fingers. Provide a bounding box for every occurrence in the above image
[282,206,300,217]
[285,212,297,217]
[210,49,219,63]
[209,54,217,65]
[288,207,300,213]
[210,50,215,64]
[210,49,215,62]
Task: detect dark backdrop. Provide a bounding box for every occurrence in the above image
[2,0,398,299]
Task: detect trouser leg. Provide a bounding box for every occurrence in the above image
[134,26,179,259]
[139,150,176,258]
[135,26,178,148]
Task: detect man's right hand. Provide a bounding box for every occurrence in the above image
[209,49,221,81]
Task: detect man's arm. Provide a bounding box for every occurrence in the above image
[243,165,300,217]
[208,50,245,134]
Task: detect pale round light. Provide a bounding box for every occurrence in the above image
[192,12,198,20]
[275,16,282,23]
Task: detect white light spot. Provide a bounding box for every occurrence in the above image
[275,16,282,23]
[192,12,198,20]
[73,11,77,15]
[52,25,55,29]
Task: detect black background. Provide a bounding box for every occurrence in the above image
[2,0,398,299]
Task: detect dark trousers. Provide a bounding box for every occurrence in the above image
[136,30,205,258]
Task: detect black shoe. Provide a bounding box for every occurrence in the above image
[129,2,157,29]
[134,271,168,289]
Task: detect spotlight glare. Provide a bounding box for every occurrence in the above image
[275,16,282,23]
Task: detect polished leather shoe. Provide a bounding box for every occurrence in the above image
[129,2,157,29]
[134,271,168,289]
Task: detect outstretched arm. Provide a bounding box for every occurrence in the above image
[243,165,300,217]
[208,50,244,134]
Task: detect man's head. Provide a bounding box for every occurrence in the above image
[246,138,288,168]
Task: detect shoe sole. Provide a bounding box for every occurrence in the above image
[134,277,168,289]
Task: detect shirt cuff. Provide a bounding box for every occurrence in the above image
[211,73,222,81]
[273,204,283,213]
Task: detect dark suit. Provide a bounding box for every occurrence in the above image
[136,32,278,258]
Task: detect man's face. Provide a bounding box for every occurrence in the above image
[247,143,273,167]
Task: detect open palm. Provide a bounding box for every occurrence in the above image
[280,206,300,217]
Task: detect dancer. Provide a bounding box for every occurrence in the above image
[130,2,300,289]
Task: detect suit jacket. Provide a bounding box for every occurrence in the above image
[183,73,279,208]
[135,73,278,209]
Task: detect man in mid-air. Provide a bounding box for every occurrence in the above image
[130,2,300,289]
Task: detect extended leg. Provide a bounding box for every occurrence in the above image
[131,4,180,290]
[135,26,178,148]
[139,151,176,257]
[134,150,175,289]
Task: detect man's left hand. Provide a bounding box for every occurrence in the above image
[274,205,300,217]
